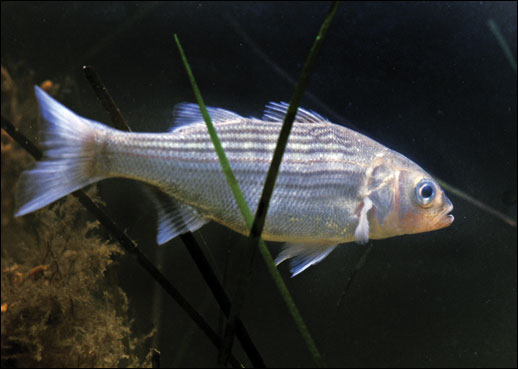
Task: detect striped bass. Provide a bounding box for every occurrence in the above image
[15,87,454,276]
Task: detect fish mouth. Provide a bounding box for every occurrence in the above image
[436,203,454,229]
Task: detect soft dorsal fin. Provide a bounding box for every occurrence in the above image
[170,103,243,132]
[145,186,208,244]
[274,242,338,277]
[262,102,327,123]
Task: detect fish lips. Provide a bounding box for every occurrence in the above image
[436,201,454,229]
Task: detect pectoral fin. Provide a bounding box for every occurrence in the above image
[354,196,373,244]
[275,243,338,277]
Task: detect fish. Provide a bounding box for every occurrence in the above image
[15,86,454,277]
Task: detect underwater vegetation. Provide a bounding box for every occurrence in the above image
[1,67,153,368]
[1,1,516,367]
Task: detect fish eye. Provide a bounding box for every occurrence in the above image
[415,179,436,207]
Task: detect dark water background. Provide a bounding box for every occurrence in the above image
[2,1,516,367]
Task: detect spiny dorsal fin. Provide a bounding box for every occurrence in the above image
[262,102,328,123]
[170,103,243,132]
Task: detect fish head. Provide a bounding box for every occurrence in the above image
[392,169,454,235]
[367,159,454,239]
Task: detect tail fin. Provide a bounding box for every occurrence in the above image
[15,86,109,216]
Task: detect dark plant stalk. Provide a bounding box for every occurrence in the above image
[174,2,339,365]
[221,2,339,366]
[180,233,265,367]
[227,11,516,231]
[83,66,132,131]
[2,113,244,369]
[435,177,516,228]
[487,19,517,73]
[336,243,374,309]
[81,66,264,366]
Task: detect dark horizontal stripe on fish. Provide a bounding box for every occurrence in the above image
[116,127,356,148]
[210,124,357,145]
[167,169,358,202]
[123,145,357,158]
[173,162,362,181]
[119,133,317,147]
[244,178,358,194]
[185,132,356,148]
[123,150,369,171]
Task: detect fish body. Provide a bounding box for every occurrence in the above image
[16,87,454,276]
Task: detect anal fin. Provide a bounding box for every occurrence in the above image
[146,187,208,245]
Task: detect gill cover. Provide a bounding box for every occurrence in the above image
[365,163,396,227]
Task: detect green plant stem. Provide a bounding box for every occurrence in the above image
[226,2,340,367]
[174,34,252,229]
[174,2,339,365]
